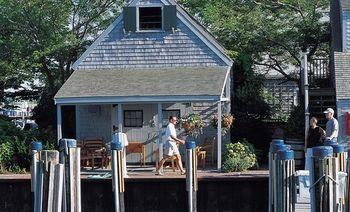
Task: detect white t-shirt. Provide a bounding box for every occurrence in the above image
[112,132,129,147]
[165,123,177,142]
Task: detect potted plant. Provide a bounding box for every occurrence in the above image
[211,113,235,134]
[179,113,204,138]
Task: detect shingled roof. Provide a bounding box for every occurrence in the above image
[55,66,229,104]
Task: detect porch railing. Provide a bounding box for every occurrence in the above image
[308,58,332,88]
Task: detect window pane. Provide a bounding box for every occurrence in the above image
[125,111,131,119]
[137,119,143,127]
[124,110,143,127]
[125,119,131,126]
[136,111,142,118]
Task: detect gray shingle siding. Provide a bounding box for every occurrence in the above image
[334,52,350,100]
[76,19,226,69]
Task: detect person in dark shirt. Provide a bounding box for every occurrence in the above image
[307,117,326,148]
[305,117,325,170]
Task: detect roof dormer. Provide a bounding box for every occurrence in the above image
[123,4,176,32]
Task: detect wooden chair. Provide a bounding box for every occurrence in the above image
[126,142,146,166]
[196,146,207,169]
[196,137,216,169]
[80,138,106,169]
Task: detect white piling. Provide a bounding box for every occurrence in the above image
[186,140,197,212]
[111,141,125,212]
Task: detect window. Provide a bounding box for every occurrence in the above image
[162,109,180,127]
[124,110,143,127]
[139,7,162,30]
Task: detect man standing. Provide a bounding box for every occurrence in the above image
[323,108,339,143]
[156,116,186,175]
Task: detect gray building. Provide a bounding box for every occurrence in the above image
[331,0,350,142]
[54,0,233,169]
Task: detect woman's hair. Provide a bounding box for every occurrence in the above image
[169,116,175,121]
[310,117,318,124]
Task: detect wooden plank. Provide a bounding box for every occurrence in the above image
[53,164,64,212]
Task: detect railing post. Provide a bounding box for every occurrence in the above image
[111,141,125,212]
[186,140,197,212]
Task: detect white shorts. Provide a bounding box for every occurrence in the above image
[164,141,179,156]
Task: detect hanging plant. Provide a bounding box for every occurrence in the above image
[211,113,235,135]
[179,113,204,138]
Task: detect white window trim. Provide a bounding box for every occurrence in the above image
[136,4,164,32]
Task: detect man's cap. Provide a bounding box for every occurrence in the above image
[323,108,334,114]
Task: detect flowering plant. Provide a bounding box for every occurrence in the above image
[222,140,257,172]
[179,113,204,138]
[211,113,234,135]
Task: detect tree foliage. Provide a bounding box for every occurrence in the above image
[0,0,126,127]
[178,0,330,81]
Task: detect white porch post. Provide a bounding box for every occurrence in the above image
[118,104,123,133]
[217,101,222,171]
[157,103,163,169]
[57,104,62,145]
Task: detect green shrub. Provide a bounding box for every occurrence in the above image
[0,115,56,173]
[222,140,257,172]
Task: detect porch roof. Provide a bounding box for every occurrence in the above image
[54,66,230,104]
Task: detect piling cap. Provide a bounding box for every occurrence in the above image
[276,150,294,160]
[59,139,77,149]
[29,141,42,151]
[111,141,122,150]
[312,146,333,158]
[271,139,284,145]
[186,141,196,149]
[328,144,344,153]
[269,143,288,154]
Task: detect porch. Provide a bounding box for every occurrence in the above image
[54,67,231,170]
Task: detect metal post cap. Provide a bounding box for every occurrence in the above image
[111,141,122,150]
[328,144,344,153]
[312,146,333,158]
[276,150,294,160]
[269,144,288,154]
[29,141,42,151]
[271,139,284,145]
[59,139,77,149]
[186,141,196,149]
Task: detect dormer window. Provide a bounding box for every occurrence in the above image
[139,7,162,30]
[123,5,176,32]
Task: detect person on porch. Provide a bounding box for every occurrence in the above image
[155,116,186,175]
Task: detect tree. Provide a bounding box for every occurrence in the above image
[178,0,330,82]
[178,0,330,161]
[0,0,126,128]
